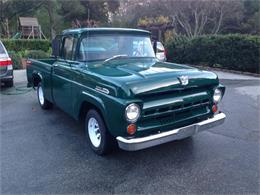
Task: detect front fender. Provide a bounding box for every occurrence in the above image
[74,88,136,137]
[75,90,107,121]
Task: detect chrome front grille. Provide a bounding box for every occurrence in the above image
[142,98,210,119]
[137,88,214,133]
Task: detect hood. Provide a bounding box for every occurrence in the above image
[86,58,219,98]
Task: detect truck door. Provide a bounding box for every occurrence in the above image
[52,35,77,114]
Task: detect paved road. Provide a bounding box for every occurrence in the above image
[1,70,259,194]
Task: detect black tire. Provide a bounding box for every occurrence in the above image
[5,80,13,88]
[37,83,52,109]
[85,109,115,155]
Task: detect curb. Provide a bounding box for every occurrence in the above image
[191,65,260,78]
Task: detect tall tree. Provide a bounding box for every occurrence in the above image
[0,0,120,38]
[113,0,252,37]
[79,0,120,24]
[46,0,57,39]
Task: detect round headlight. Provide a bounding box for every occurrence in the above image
[125,103,140,122]
[213,88,222,103]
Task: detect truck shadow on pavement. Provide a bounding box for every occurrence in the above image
[1,89,204,194]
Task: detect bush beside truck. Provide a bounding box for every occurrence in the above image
[1,35,259,73]
[166,34,260,74]
[1,39,51,70]
[1,39,50,52]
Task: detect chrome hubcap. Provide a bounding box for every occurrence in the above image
[88,117,101,147]
[38,86,44,105]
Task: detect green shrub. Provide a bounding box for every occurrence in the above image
[1,39,51,52]
[23,50,49,59]
[8,51,23,70]
[166,34,260,73]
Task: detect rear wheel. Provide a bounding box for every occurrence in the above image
[37,83,52,109]
[85,109,115,155]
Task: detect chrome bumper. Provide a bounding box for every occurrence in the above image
[117,113,226,151]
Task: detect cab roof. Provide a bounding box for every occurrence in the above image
[62,28,151,36]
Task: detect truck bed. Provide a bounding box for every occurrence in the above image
[35,58,56,65]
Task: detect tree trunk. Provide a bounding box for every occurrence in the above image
[5,18,10,38]
[47,1,56,40]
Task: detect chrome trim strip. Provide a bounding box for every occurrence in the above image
[116,112,226,151]
[95,86,110,94]
[0,75,13,79]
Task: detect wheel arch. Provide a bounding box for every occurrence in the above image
[32,72,43,87]
[79,101,105,123]
[77,92,108,126]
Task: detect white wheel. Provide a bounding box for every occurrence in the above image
[38,85,44,105]
[37,83,52,109]
[85,109,115,155]
[88,117,101,147]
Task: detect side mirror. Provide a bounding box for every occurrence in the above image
[153,41,157,54]
[51,35,62,58]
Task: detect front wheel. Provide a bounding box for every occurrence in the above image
[37,83,52,109]
[85,109,115,155]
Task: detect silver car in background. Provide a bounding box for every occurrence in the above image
[0,40,13,87]
[153,41,167,62]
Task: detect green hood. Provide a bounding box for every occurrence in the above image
[85,58,219,98]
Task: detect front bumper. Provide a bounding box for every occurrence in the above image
[117,112,226,151]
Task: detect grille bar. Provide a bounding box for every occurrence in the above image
[142,99,210,119]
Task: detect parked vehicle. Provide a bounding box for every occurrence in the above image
[27,28,226,155]
[153,41,167,62]
[0,40,13,87]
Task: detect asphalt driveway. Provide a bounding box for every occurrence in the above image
[0,70,259,194]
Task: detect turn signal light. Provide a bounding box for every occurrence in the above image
[127,124,136,135]
[212,104,218,113]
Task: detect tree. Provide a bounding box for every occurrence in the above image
[45,0,58,39]
[79,0,120,24]
[170,0,229,37]
[148,0,244,37]
[0,0,120,39]
[241,0,260,34]
[112,0,256,37]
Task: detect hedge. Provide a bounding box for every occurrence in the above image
[1,39,51,52]
[7,50,50,70]
[8,51,23,70]
[166,34,260,74]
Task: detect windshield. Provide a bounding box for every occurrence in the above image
[0,42,6,54]
[0,42,8,58]
[78,34,155,61]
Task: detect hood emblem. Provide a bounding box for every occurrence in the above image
[178,76,189,86]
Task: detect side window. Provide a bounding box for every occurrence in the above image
[61,36,76,60]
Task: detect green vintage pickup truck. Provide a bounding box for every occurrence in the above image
[27,28,226,155]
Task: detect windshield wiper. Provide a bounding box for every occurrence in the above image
[103,54,128,64]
